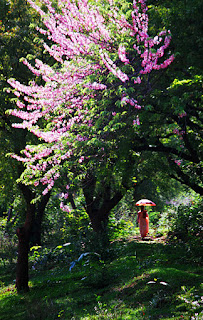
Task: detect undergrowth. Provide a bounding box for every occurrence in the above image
[0,234,202,320]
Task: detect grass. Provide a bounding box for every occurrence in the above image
[0,233,202,320]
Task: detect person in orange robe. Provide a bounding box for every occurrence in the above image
[137,206,149,238]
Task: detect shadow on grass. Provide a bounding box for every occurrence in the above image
[0,239,202,320]
[0,263,16,285]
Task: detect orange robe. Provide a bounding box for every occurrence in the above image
[138,210,149,238]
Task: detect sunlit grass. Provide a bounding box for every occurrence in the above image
[0,233,202,320]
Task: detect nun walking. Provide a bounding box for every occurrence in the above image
[136,199,156,238]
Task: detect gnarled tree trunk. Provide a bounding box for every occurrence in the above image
[82,174,124,232]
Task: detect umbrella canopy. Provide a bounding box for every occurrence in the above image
[135,199,156,206]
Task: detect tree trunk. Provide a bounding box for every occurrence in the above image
[16,226,30,292]
[15,185,50,292]
[88,191,123,232]
[88,210,108,233]
[15,185,35,293]
[31,192,51,246]
[82,174,124,232]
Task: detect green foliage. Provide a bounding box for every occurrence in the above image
[140,0,203,195]
[170,196,203,240]
[42,194,91,249]
[149,0,203,71]
[148,210,161,226]
[29,243,72,271]
[108,216,134,241]
[177,286,203,317]
[0,219,17,266]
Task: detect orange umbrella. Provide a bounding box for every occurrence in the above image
[135,199,156,206]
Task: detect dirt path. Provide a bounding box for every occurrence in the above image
[128,234,167,243]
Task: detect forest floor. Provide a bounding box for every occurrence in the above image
[0,233,202,320]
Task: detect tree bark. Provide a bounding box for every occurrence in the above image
[15,187,35,293]
[31,192,51,246]
[88,191,123,232]
[82,175,124,232]
[15,185,50,292]
[16,226,30,292]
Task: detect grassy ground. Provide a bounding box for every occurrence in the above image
[0,232,202,320]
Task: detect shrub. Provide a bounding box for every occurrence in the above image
[170,196,203,240]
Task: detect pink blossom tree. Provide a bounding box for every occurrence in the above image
[6,0,175,293]
[8,0,174,229]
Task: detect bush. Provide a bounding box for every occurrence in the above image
[170,196,203,240]
[107,215,135,241]
[29,243,73,271]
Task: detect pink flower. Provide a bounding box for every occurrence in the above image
[42,187,49,195]
[60,202,71,213]
[118,44,129,64]
[133,116,140,126]
[134,76,141,84]
[179,112,187,118]
[79,156,84,163]
[175,160,182,166]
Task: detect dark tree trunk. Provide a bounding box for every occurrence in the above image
[15,185,50,293]
[31,192,51,246]
[16,226,30,292]
[88,191,123,232]
[15,188,35,293]
[82,174,124,232]
[88,209,108,233]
